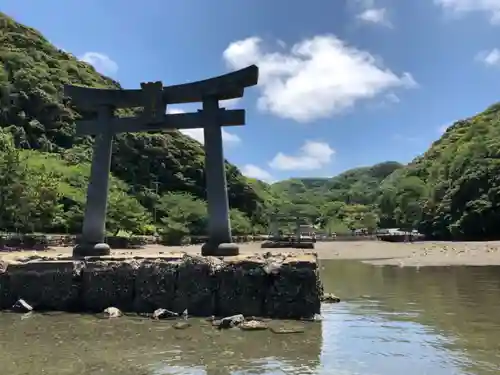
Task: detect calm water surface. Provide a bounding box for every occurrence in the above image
[1,260,500,374]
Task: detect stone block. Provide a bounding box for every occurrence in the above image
[0,251,325,320]
[7,261,80,311]
[133,260,178,313]
[266,255,322,319]
[172,256,215,316]
[215,257,267,316]
[81,261,138,312]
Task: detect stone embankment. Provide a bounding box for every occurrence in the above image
[0,252,322,319]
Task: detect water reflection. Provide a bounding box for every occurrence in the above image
[1,260,500,374]
[320,260,500,375]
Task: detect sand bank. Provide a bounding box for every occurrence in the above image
[314,241,500,267]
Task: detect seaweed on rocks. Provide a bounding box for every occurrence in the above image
[0,269,11,310]
[81,261,139,312]
[7,261,80,311]
[0,252,323,319]
[172,255,217,316]
[215,257,268,317]
[265,255,323,319]
[134,261,178,313]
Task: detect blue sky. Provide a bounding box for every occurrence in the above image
[3,0,500,182]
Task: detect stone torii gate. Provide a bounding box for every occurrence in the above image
[64,65,259,258]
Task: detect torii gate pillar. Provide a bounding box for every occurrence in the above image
[73,106,115,257]
[201,97,236,256]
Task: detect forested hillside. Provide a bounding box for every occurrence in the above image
[270,162,403,234]
[0,12,268,239]
[272,105,500,241]
[378,104,500,240]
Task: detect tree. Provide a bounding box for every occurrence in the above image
[362,212,379,234]
[156,192,208,244]
[107,190,152,235]
[230,208,253,235]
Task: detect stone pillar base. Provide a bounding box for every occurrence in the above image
[73,242,111,258]
[201,242,239,256]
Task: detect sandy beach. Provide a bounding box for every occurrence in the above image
[3,240,500,267]
[314,240,500,267]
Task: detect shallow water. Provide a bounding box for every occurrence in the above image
[1,260,500,374]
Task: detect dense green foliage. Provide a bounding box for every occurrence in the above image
[0,12,267,240]
[378,105,500,240]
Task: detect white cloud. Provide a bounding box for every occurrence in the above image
[79,52,118,76]
[476,48,500,66]
[435,0,500,24]
[241,164,273,181]
[167,107,241,145]
[357,8,392,27]
[351,0,392,27]
[385,92,400,103]
[222,36,416,122]
[269,140,335,171]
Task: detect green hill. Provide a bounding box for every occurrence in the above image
[269,162,403,232]
[0,12,267,237]
[378,103,500,240]
[271,104,500,241]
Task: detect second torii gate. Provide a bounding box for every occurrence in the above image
[64,65,259,258]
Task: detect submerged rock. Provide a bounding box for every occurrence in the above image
[173,321,191,330]
[152,308,179,320]
[21,311,34,320]
[270,325,305,334]
[103,307,122,318]
[12,299,33,313]
[321,293,340,303]
[239,320,268,331]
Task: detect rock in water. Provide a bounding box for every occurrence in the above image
[152,308,179,320]
[103,307,122,318]
[12,299,33,313]
[215,314,245,329]
[181,309,188,320]
[321,293,341,303]
[239,320,268,331]
[301,313,322,322]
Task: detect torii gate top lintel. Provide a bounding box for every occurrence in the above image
[64,64,259,111]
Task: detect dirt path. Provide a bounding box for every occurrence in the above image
[3,241,500,267]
